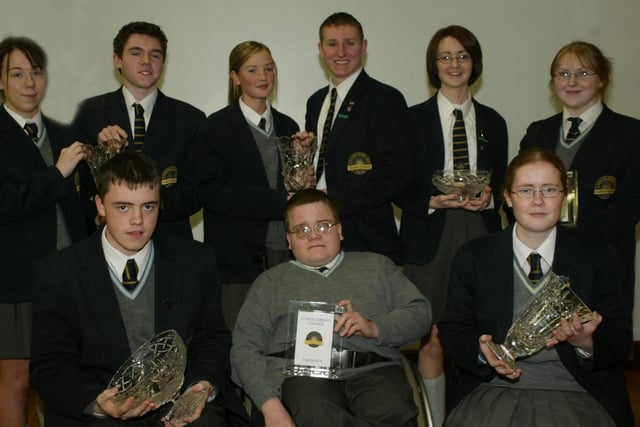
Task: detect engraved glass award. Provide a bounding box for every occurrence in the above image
[276,136,318,191]
[108,329,210,424]
[560,170,578,227]
[432,169,491,202]
[486,273,593,371]
[86,140,125,182]
[283,300,345,379]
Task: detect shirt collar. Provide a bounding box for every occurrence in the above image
[436,90,473,119]
[292,251,344,274]
[122,86,158,115]
[512,224,557,270]
[330,67,362,101]
[238,98,272,131]
[101,226,153,278]
[562,101,603,130]
[4,103,43,133]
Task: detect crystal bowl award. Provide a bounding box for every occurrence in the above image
[86,140,126,182]
[432,169,491,202]
[108,329,187,406]
[486,273,593,371]
[277,136,318,192]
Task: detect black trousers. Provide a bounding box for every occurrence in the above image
[281,365,416,427]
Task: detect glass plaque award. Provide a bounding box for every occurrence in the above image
[283,300,345,379]
[560,170,578,227]
[487,273,593,371]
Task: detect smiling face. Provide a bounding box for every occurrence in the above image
[504,161,565,247]
[552,53,603,116]
[0,49,46,118]
[114,33,164,99]
[286,201,343,267]
[230,49,275,112]
[436,36,472,93]
[96,181,160,256]
[318,24,367,85]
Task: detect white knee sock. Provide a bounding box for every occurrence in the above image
[423,374,445,427]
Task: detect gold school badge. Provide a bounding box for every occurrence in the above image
[161,166,178,187]
[347,152,373,175]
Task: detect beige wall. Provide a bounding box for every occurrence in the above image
[4,0,640,334]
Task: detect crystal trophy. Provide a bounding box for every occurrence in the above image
[108,329,209,424]
[432,169,491,202]
[486,273,593,371]
[283,300,345,379]
[276,136,318,192]
[86,140,126,183]
[560,170,578,227]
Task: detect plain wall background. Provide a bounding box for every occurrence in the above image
[4,0,640,334]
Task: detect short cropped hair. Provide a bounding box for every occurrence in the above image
[549,41,611,97]
[95,152,160,199]
[285,189,341,231]
[113,21,168,60]
[319,12,364,42]
[504,148,567,193]
[228,41,275,105]
[0,37,47,99]
[426,25,483,89]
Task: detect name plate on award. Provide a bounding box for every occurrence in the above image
[284,300,345,379]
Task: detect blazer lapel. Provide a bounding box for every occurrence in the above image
[78,233,130,358]
[424,96,446,171]
[0,108,44,161]
[326,71,369,149]
[570,105,614,168]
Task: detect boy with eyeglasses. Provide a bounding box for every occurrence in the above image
[231,189,431,427]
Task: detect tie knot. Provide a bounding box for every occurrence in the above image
[258,117,266,130]
[568,117,582,127]
[24,122,39,142]
[454,109,463,120]
[317,266,329,273]
[134,103,144,116]
[122,259,139,288]
[527,253,543,284]
[330,87,337,101]
[565,117,582,144]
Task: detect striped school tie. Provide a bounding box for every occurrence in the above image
[24,122,39,143]
[315,88,338,183]
[452,109,469,169]
[122,259,139,289]
[133,103,145,151]
[527,253,543,284]
[565,117,582,144]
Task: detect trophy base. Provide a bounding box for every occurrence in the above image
[486,342,516,371]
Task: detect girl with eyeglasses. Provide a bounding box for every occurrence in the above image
[396,25,508,425]
[520,41,640,313]
[439,147,632,426]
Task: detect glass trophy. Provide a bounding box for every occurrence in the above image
[432,169,491,202]
[108,329,209,424]
[486,273,593,371]
[283,300,345,379]
[86,140,126,183]
[560,170,578,227]
[276,136,318,192]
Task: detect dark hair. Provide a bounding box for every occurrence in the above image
[228,41,275,105]
[504,148,567,194]
[319,12,364,42]
[549,41,611,96]
[0,37,47,99]
[113,21,168,60]
[285,189,341,231]
[95,152,160,199]
[426,25,483,89]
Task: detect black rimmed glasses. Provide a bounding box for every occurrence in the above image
[288,221,337,239]
[436,53,471,64]
[553,70,597,80]
[511,186,564,199]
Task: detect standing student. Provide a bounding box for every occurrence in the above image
[0,36,87,427]
[439,148,633,426]
[520,41,640,304]
[191,41,299,329]
[72,21,204,239]
[301,12,412,265]
[396,25,507,425]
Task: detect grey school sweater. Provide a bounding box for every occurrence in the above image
[231,251,431,408]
